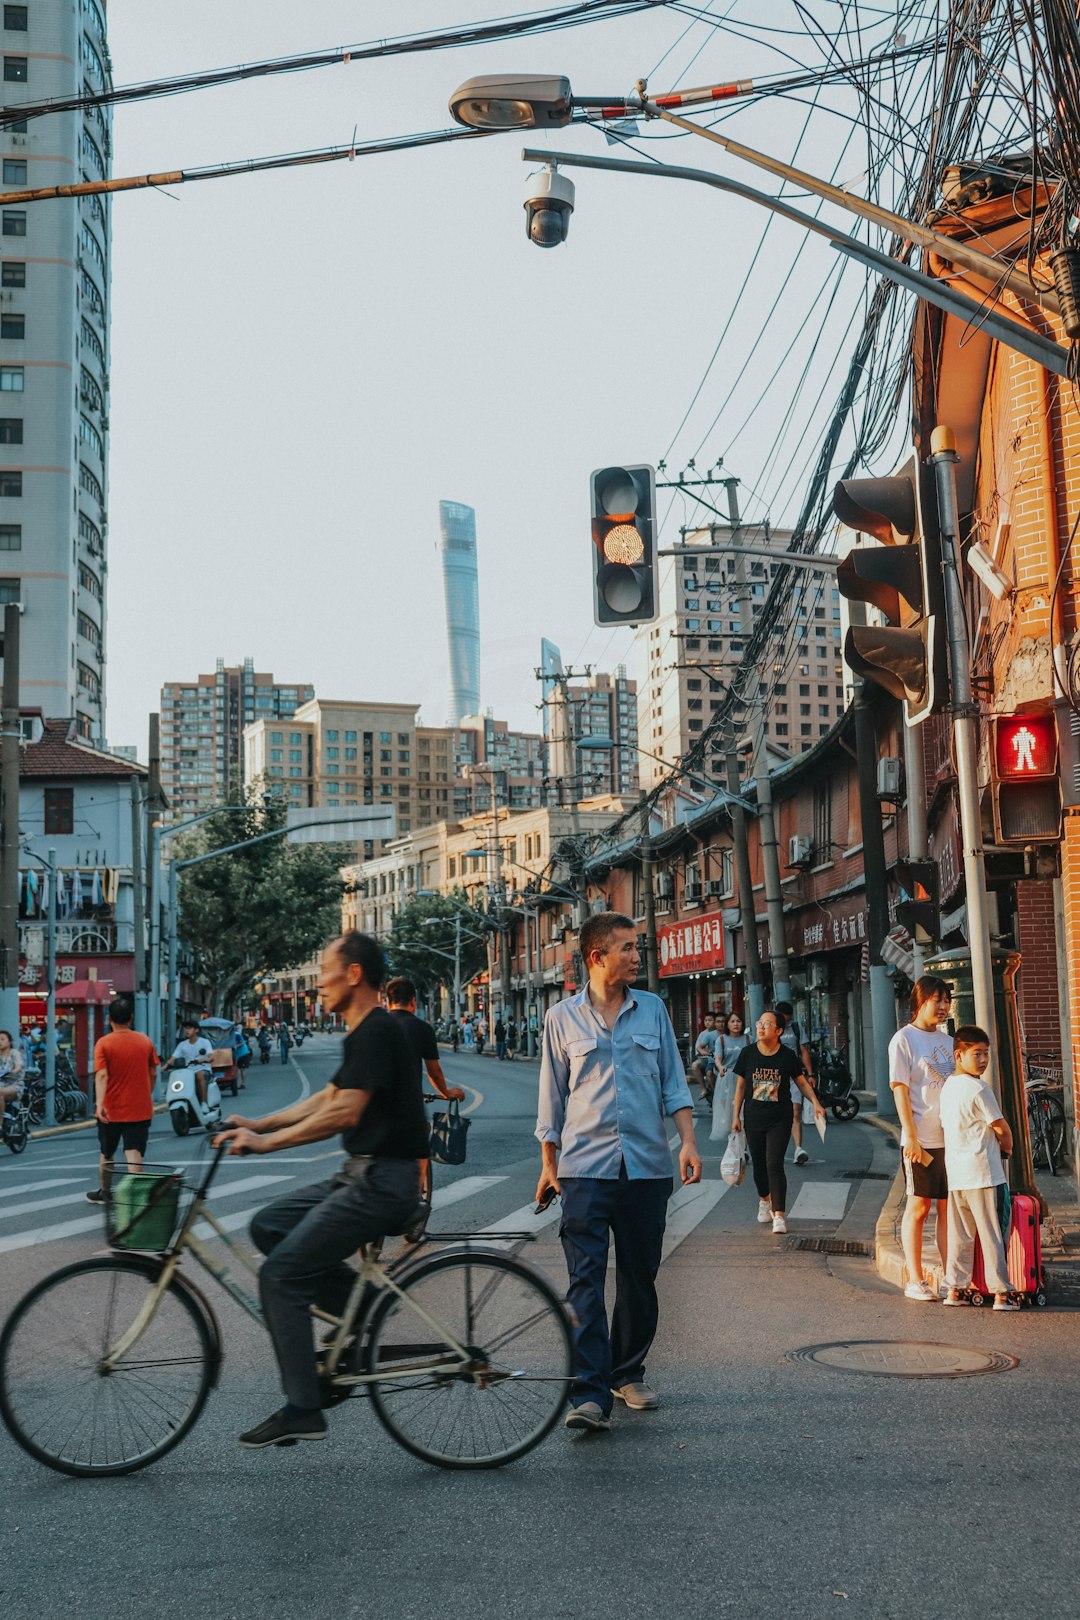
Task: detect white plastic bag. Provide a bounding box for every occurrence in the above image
[720,1129,746,1185]
[711,1070,735,1141]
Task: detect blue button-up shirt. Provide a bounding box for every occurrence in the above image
[536,987,693,1179]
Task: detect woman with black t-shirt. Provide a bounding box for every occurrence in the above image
[732,1010,826,1234]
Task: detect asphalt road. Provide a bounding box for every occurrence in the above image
[1,1035,1077,1620]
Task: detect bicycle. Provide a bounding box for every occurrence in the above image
[0,1140,574,1478]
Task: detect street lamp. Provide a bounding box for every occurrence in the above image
[447,75,1069,376]
[420,912,489,1017]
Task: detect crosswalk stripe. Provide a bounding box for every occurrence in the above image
[661,1180,730,1260]
[787,1181,850,1222]
[0,1177,83,1201]
[431,1176,506,1210]
[0,1173,293,1253]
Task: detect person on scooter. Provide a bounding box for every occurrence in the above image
[163,1019,213,1107]
[0,1028,25,1130]
[257,1026,272,1065]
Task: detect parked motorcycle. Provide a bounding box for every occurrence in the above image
[814,1047,860,1120]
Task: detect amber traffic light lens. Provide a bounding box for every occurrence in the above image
[602,523,644,565]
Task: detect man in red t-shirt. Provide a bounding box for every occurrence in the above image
[87,995,160,1205]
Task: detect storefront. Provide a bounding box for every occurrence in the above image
[785,894,869,1079]
[657,909,742,1057]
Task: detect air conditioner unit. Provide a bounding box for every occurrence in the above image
[704,879,724,899]
[877,756,902,799]
[655,873,673,899]
[788,834,813,867]
[590,897,606,915]
[684,883,702,903]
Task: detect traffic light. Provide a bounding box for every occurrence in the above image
[991,710,1061,843]
[834,458,947,725]
[590,464,658,626]
[893,858,939,945]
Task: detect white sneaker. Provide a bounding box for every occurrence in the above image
[772,1213,787,1234]
[757,1198,772,1224]
[793,1148,809,1166]
[904,1280,937,1302]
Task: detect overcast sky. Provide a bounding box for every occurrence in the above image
[103,2,898,754]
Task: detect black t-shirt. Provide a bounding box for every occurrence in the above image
[390,1009,439,1076]
[332,1007,429,1159]
[734,1041,804,1126]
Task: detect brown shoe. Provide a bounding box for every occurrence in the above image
[612,1382,659,1410]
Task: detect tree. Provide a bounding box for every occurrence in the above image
[174,792,347,1015]
[385,891,489,1009]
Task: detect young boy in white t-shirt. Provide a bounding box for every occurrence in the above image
[939,1025,1018,1312]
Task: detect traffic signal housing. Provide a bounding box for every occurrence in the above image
[590,464,658,627]
[991,710,1061,844]
[835,458,947,725]
[893,858,939,946]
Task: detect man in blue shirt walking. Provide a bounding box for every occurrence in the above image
[536,911,701,1433]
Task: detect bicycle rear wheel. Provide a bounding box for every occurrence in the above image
[0,1256,214,1477]
[366,1248,573,1469]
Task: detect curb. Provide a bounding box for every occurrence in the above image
[31,1100,170,1140]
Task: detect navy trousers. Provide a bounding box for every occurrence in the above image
[559,1167,673,1415]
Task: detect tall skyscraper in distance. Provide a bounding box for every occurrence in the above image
[0,1,113,737]
[439,500,480,724]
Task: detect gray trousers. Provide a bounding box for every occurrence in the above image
[945,1186,1010,1294]
[250,1157,421,1410]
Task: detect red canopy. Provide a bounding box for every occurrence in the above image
[56,980,114,1005]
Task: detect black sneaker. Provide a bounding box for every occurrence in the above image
[85,1188,106,1205]
[238,1407,328,1449]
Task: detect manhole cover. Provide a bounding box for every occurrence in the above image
[787,1341,1019,1378]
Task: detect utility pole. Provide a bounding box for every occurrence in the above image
[726,478,790,1006]
[0,602,20,1033]
[726,746,766,1025]
[130,775,147,1035]
[43,846,57,1128]
[639,790,661,994]
[145,712,164,1049]
[853,682,897,1115]
[902,719,929,978]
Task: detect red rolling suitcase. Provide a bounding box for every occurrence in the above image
[970,1192,1046,1306]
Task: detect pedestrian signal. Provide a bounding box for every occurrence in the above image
[892,859,939,946]
[590,464,658,627]
[991,712,1061,843]
[834,458,947,725]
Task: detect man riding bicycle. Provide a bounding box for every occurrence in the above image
[215,931,428,1450]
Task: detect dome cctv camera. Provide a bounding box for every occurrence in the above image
[523,164,575,248]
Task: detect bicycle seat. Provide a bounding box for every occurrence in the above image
[400,1199,431,1245]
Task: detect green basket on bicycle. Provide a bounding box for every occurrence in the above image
[107,1168,184,1252]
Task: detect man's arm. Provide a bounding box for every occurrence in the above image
[94,1063,108,1121]
[424,1057,464,1103]
[535,1015,568,1202]
[224,1088,326,1133]
[217,1083,367,1155]
[990,1114,1014,1156]
[657,1013,700,1183]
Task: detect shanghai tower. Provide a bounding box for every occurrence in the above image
[439,500,481,723]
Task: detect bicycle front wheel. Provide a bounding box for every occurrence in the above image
[367,1249,573,1470]
[0,1257,214,1477]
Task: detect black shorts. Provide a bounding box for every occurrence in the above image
[98,1118,151,1159]
[903,1147,948,1201]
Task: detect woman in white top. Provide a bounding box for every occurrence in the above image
[710,1012,749,1141]
[889,975,954,1303]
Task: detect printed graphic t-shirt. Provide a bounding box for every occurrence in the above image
[734,1041,803,1127]
[939,1072,1006,1190]
[888,1024,954,1149]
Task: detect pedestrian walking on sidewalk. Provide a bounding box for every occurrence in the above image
[889,975,954,1302]
[689,1012,719,1108]
[775,1002,816,1166]
[731,1011,825,1235]
[494,1017,506,1060]
[536,911,702,1434]
[939,1025,1018,1311]
[278,1025,292,1066]
[505,1018,517,1061]
[710,1012,748,1139]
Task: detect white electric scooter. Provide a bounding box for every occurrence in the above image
[166,1064,223,1137]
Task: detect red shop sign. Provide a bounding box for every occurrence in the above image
[658,910,726,977]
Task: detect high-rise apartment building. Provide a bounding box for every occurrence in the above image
[439,500,480,723]
[540,643,639,801]
[160,658,314,819]
[635,531,846,788]
[0,1,112,736]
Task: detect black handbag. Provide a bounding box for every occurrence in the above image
[429,1098,470,1166]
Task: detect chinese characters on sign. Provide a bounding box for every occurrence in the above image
[658,911,726,976]
[785,898,868,956]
